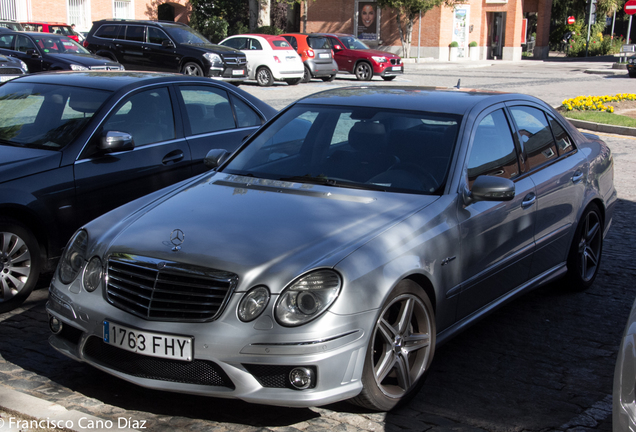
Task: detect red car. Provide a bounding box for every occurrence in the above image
[315,33,403,81]
[20,21,79,42]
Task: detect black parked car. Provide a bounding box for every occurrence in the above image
[0,53,28,80]
[0,71,276,311]
[85,20,247,82]
[0,31,123,72]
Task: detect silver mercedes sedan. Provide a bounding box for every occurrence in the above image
[47,87,616,411]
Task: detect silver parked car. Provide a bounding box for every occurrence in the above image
[614,296,636,430]
[47,87,616,411]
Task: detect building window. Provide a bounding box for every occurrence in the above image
[68,0,89,31]
[0,0,29,21]
[114,0,133,19]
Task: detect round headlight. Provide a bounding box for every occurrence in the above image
[238,286,270,322]
[275,270,341,327]
[58,230,88,284]
[83,256,103,293]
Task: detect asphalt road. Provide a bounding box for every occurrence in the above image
[1,58,635,432]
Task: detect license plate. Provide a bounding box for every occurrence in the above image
[392,66,402,71]
[286,56,296,62]
[319,53,330,59]
[103,320,193,361]
[232,69,245,76]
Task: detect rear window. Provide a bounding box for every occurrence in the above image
[307,36,329,49]
[269,38,293,50]
[49,25,73,36]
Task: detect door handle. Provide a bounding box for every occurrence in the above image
[572,171,584,183]
[521,193,536,209]
[162,150,184,164]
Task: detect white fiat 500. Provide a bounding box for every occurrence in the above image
[220,34,304,86]
[47,87,616,411]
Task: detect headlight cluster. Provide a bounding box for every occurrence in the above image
[58,230,88,284]
[70,64,89,71]
[237,270,341,326]
[275,270,341,326]
[372,56,387,63]
[57,230,104,293]
[629,57,636,65]
[204,53,222,64]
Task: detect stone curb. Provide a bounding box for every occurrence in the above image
[0,385,139,432]
[567,118,636,137]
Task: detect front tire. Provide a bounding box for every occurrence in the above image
[0,220,41,312]
[354,62,373,81]
[350,280,435,411]
[182,62,204,76]
[302,65,311,83]
[565,203,603,291]
[256,67,274,87]
[382,76,397,81]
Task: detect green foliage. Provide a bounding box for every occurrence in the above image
[189,0,249,41]
[255,25,284,35]
[563,110,636,127]
[450,41,459,47]
[550,21,624,57]
[469,41,477,47]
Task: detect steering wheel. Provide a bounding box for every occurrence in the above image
[388,162,439,193]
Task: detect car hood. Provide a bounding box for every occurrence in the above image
[47,53,121,66]
[186,43,245,56]
[347,48,400,59]
[0,145,61,183]
[100,172,437,292]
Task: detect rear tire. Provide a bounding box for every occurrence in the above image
[302,65,311,83]
[256,67,274,87]
[322,74,336,82]
[349,280,435,411]
[565,203,603,291]
[382,76,397,81]
[284,78,302,85]
[0,219,41,313]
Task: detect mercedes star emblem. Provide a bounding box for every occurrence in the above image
[170,229,185,251]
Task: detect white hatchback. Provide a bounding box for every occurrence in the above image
[220,34,304,86]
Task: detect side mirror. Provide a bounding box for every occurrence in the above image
[333,44,342,51]
[26,49,39,57]
[204,149,230,170]
[463,175,515,206]
[162,40,175,48]
[99,130,134,153]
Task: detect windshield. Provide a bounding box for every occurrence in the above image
[0,82,111,150]
[338,36,369,50]
[222,105,460,195]
[164,25,210,45]
[34,36,90,54]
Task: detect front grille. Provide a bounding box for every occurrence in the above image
[84,337,234,388]
[106,254,238,322]
[390,58,402,65]
[243,364,317,389]
[89,65,122,70]
[0,68,23,74]
[224,56,247,66]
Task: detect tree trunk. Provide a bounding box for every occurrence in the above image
[395,10,415,58]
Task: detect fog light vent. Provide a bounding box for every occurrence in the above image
[49,316,63,334]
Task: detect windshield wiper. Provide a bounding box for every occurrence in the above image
[277,175,387,191]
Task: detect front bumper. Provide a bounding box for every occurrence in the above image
[377,63,404,77]
[47,279,374,407]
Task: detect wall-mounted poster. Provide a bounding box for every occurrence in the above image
[453,6,470,57]
[357,2,378,42]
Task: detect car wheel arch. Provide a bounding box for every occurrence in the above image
[180,58,204,71]
[0,206,49,265]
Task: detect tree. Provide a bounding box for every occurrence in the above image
[377,0,466,58]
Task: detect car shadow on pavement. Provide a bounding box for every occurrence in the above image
[0,198,634,430]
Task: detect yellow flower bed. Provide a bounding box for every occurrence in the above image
[562,93,636,113]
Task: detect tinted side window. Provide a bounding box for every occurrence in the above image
[124,25,145,43]
[0,34,14,49]
[179,85,236,135]
[231,96,262,128]
[548,115,574,156]
[147,27,170,45]
[102,87,175,147]
[248,38,262,50]
[222,38,246,50]
[468,109,519,185]
[16,35,36,53]
[510,106,558,171]
[283,35,297,50]
[95,25,122,39]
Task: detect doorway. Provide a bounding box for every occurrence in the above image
[488,12,506,60]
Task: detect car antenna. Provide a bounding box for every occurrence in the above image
[456,79,461,89]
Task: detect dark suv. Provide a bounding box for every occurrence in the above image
[85,20,247,81]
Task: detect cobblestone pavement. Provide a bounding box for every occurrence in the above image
[1,59,636,431]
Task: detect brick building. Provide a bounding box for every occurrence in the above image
[0,0,189,33]
[302,0,552,61]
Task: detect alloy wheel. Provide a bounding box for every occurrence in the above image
[0,231,32,302]
[577,209,602,283]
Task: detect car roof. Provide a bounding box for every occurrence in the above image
[241,34,287,41]
[92,19,188,28]
[9,71,230,92]
[295,86,539,116]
